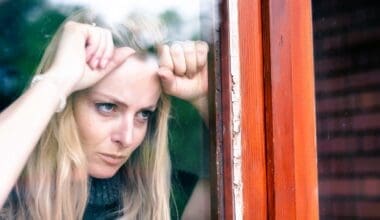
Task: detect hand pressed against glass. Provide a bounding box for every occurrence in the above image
[158,41,209,123]
[73,55,161,178]
[0,14,210,218]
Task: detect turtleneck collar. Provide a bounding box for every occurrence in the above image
[87,170,123,206]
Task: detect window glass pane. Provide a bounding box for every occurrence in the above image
[313,1,380,218]
[0,0,216,219]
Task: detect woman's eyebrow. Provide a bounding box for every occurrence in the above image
[90,91,157,110]
[140,106,157,111]
[90,91,127,106]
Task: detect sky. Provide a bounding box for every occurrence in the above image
[48,0,200,23]
[48,0,206,40]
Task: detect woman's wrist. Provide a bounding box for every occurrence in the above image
[43,70,76,98]
[190,95,209,126]
[31,71,74,112]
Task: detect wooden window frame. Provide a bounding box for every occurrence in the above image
[211,0,319,219]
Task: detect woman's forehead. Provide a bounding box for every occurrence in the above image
[101,55,159,84]
[87,55,162,105]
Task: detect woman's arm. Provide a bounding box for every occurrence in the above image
[0,74,69,207]
[158,41,211,219]
[158,41,209,125]
[181,179,210,220]
[0,21,133,208]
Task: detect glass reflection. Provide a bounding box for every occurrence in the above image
[0,0,215,219]
[313,1,380,218]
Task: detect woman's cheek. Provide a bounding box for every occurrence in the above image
[76,111,107,146]
[134,125,149,147]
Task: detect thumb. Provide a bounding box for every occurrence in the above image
[101,47,135,74]
[158,44,174,70]
[157,67,177,94]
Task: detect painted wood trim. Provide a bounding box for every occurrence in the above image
[238,0,268,219]
[210,0,234,219]
[262,0,320,219]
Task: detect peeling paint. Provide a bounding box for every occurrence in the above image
[228,0,242,219]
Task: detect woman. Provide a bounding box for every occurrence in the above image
[0,9,209,219]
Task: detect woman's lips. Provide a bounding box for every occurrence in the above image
[98,153,125,166]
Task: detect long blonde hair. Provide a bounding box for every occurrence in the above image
[1,9,171,220]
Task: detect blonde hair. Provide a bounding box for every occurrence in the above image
[1,9,171,220]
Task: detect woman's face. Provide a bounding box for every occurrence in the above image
[73,55,161,179]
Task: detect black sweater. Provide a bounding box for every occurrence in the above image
[83,172,123,220]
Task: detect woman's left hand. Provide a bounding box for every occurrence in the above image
[158,41,209,103]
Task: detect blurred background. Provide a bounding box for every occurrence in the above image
[0,0,215,218]
[313,1,380,218]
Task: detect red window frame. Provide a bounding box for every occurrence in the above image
[211,0,319,219]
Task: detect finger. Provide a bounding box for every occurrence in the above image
[101,47,135,74]
[183,41,197,78]
[170,43,186,76]
[195,41,209,71]
[85,26,101,64]
[158,44,174,71]
[157,67,177,94]
[89,28,106,69]
[100,30,114,68]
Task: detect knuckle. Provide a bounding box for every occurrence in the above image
[94,50,102,57]
[184,46,195,55]
[196,41,209,53]
[183,41,195,53]
[86,45,96,53]
[160,44,170,54]
[175,65,186,75]
[106,32,114,45]
[92,49,102,57]
[104,50,113,59]
[63,21,80,31]
[170,43,183,55]
[105,30,112,37]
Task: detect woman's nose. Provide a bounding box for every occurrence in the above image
[111,117,134,148]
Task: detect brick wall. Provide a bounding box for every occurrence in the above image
[313,1,380,218]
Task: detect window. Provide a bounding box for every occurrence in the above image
[0,0,220,219]
[313,1,380,218]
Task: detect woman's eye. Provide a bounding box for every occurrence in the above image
[95,103,117,114]
[137,110,153,121]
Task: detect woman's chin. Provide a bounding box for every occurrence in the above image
[87,164,120,179]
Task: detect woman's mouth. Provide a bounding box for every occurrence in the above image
[98,153,125,166]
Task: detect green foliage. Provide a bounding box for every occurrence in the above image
[169,96,208,176]
[0,0,66,94]
[168,97,208,218]
[160,9,183,31]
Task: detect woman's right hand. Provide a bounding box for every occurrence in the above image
[0,21,136,209]
[44,21,134,97]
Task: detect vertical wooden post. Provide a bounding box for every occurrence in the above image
[238,0,268,219]
[262,0,319,219]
